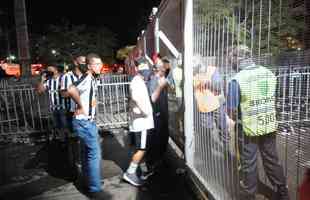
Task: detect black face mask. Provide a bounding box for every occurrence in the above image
[78,64,88,74]
[93,73,100,79]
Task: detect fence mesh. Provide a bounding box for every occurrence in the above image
[0,75,131,141]
[96,74,130,129]
[191,0,310,199]
[0,83,52,143]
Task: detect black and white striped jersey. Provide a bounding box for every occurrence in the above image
[44,75,65,111]
[73,74,97,121]
[61,71,79,112]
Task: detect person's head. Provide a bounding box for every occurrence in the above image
[47,60,64,76]
[117,66,124,74]
[134,57,152,81]
[227,45,251,71]
[162,57,170,70]
[162,57,171,77]
[157,65,167,78]
[86,53,102,75]
[73,55,86,66]
[71,55,85,74]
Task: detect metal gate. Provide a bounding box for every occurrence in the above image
[96,74,130,129]
[0,83,51,140]
[185,0,310,199]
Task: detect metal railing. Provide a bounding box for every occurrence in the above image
[0,79,8,89]
[0,84,51,140]
[0,74,131,141]
[96,74,130,129]
[126,0,310,199]
[189,0,310,199]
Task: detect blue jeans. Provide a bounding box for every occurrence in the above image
[72,119,102,193]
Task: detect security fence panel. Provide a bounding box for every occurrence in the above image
[96,74,130,129]
[0,79,8,89]
[0,84,52,140]
[188,0,310,199]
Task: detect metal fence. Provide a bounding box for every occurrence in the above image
[96,74,130,129]
[0,83,51,141]
[0,80,8,89]
[0,75,131,142]
[126,0,310,199]
[189,0,310,199]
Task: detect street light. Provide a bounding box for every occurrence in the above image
[51,49,57,55]
[6,54,16,63]
[10,55,16,60]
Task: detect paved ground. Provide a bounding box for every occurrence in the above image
[0,129,196,200]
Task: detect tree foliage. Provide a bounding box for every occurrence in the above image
[116,45,136,61]
[196,0,306,55]
[31,21,118,64]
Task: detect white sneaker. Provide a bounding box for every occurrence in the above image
[123,172,144,186]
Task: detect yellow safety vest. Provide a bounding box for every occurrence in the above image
[233,65,277,136]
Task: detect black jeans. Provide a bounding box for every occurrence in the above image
[238,132,289,200]
[146,112,161,167]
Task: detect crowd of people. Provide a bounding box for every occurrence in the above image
[33,44,310,200]
[36,53,171,199]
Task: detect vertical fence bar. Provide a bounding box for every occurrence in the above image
[184,0,194,167]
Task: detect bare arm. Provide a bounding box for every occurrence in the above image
[150,77,167,103]
[60,90,70,98]
[36,75,47,94]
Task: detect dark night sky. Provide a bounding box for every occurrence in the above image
[2,0,161,47]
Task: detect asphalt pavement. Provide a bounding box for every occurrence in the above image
[0,129,196,200]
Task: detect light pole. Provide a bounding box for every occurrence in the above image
[14,0,31,77]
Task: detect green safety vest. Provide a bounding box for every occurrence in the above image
[233,65,277,136]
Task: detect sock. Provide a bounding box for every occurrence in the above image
[127,162,138,174]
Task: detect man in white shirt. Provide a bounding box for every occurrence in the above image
[67,53,104,198]
[123,58,154,186]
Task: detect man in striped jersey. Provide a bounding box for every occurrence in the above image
[67,53,104,198]
[60,55,86,178]
[61,55,86,129]
[37,61,68,140]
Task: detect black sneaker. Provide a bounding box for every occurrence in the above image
[123,172,144,186]
[140,169,155,181]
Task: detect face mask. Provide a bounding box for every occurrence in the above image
[93,73,100,79]
[78,64,88,73]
